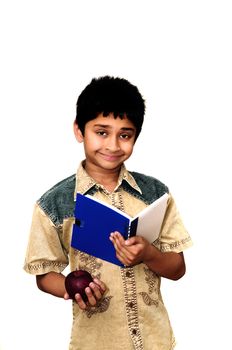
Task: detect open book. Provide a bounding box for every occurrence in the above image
[71,192,169,267]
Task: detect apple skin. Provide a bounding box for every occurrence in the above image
[65,270,93,301]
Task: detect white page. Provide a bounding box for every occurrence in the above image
[135,193,169,243]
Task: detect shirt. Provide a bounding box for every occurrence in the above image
[24,162,193,350]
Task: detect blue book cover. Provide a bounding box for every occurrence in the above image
[71,192,169,267]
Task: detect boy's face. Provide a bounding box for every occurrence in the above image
[74,113,136,172]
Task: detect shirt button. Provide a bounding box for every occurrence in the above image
[126,271,131,278]
[128,302,134,308]
[132,329,137,335]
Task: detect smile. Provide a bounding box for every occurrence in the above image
[99,153,123,161]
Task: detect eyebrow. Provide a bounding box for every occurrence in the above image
[93,124,135,132]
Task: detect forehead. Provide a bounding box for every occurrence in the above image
[87,112,136,129]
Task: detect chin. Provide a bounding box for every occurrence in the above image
[102,162,122,170]
[100,160,124,170]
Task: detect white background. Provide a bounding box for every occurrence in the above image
[0,1,231,349]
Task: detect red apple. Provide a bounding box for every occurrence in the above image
[65,269,93,301]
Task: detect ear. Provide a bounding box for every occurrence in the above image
[73,121,84,143]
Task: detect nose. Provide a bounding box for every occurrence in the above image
[105,135,120,152]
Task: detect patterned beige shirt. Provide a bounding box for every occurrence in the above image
[24,163,192,350]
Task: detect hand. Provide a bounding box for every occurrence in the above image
[64,278,106,310]
[110,231,151,266]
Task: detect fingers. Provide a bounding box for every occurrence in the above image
[64,292,70,300]
[84,283,101,305]
[110,231,138,246]
[93,278,107,294]
[110,231,148,266]
[74,278,106,310]
[110,231,134,265]
[75,293,87,309]
[110,231,137,253]
[110,231,125,253]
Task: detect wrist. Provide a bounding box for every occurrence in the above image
[143,244,157,264]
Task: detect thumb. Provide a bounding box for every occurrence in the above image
[125,237,136,246]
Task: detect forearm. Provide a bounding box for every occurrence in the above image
[110,232,186,279]
[143,245,186,280]
[36,272,66,298]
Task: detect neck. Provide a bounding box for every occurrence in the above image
[84,161,122,192]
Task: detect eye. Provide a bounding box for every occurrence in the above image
[120,133,130,139]
[96,130,107,137]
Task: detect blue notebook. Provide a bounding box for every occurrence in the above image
[71,192,169,267]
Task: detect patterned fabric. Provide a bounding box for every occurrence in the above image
[24,162,192,350]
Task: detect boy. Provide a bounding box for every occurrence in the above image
[24,76,192,350]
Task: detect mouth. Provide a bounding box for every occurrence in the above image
[99,152,123,162]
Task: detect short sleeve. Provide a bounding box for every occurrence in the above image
[23,203,69,275]
[154,194,193,253]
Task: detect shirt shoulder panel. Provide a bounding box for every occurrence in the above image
[127,171,169,204]
[37,174,76,226]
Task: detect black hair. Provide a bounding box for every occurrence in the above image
[75,76,145,140]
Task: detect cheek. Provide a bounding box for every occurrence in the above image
[122,142,134,155]
[84,135,102,150]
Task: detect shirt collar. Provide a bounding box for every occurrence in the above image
[74,161,142,199]
[118,164,142,194]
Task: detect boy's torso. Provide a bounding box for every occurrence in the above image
[34,165,175,349]
[25,164,194,349]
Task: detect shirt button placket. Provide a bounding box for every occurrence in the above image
[121,268,143,349]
